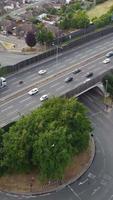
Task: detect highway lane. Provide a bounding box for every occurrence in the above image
[0,53,113,127]
[1,89,113,200]
[1,32,113,98]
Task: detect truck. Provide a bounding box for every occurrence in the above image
[0,77,7,88]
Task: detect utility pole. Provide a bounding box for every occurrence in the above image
[104,79,108,111]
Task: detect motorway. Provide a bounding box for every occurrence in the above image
[1,33,113,126]
[1,89,113,200]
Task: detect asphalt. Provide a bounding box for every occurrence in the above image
[1,33,113,126]
[1,88,113,200]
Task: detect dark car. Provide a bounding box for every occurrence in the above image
[86,72,93,78]
[72,69,81,74]
[65,76,73,83]
[106,51,113,58]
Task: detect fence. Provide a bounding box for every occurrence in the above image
[1,25,113,76]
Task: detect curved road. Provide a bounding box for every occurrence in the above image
[1,89,113,200]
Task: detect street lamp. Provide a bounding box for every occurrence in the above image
[52,42,58,63]
[104,79,108,111]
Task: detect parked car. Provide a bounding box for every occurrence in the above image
[103,58,110,64]
[72,69,81,74]
[65,76,73,83]
[38,70,47,75]
[40,94,48,101]
[86,72,93,78]
[106,51,113,58]
[28,88,39,95]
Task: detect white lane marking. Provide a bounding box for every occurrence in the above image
[48,68,54,73]
[0,89,12,94]
[78,178,89,185]
[25,101,36,107]
[68,185,82,200]
[100,179,107,186]
[80,55,88,59]
[50,82,60,88]
[10,80,22,85]
[19,97,31,103]
[27,73,37,78]
[9,115,19,122]
[58,64,67,68]
[1,105,13,112]
[88,172,96,179]
[39,89,46,93]
[9,77,17,81]
[91,186,101,196]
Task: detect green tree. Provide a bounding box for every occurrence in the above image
[102,74,113,100]
[36,27,54,45]
[25,31,36,48]
[2,97,91,181]
[74,11,90,28]
[0,128,5,175]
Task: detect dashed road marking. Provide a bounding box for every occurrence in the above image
[68,185,82,200]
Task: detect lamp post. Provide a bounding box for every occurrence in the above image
[105,79,108,111]
[52,42,59,63]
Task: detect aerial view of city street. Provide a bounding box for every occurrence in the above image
[1,0,113,199]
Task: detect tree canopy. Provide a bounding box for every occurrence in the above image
[0,97,92,181]
[102,74,113,99]
[25,31,36,48]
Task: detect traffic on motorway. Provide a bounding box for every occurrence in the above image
[0,33,113,127]
[1,34,113,200]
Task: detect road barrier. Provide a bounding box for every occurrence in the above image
[1,25,113,76]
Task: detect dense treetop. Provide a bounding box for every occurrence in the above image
[0,97,92,180]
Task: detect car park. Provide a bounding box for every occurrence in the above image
[72,69,81,74]
[38,70,47,75]
[65,76,73,83]
[103,58,110,64]
[40,94,48,101]
[86,72,93,78]
[28,88,39,95]
[106,51,113,58]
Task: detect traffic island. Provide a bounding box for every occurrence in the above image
[0,137,95,196]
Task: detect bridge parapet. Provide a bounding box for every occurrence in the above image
[61,69,112,98]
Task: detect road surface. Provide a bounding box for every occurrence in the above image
[0,89,113,200]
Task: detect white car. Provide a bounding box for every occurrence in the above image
[38,70,47,75]
[83,78,91,84]
[40,94,48,102]
[103,58,110,64]
[28,88,39,95]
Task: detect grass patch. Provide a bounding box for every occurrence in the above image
[87,0,113,19]
[104,96,112,106]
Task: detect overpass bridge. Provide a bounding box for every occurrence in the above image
[1,66,112,128]
[61,68,112,98]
